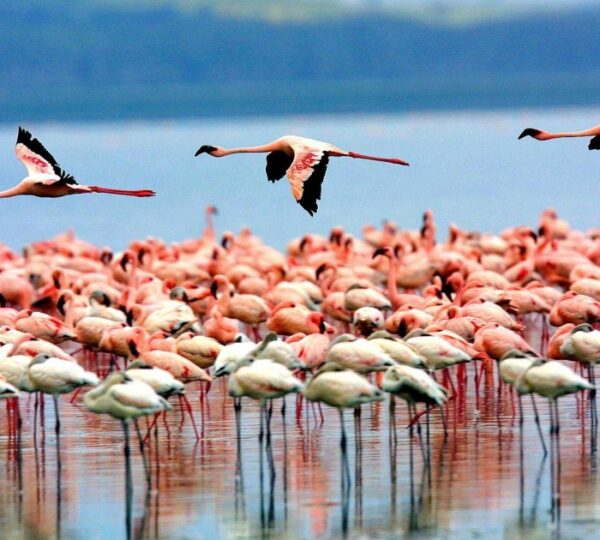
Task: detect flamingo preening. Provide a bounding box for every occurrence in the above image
[519,123,600,150]
[5,128,156,199]
[195,135,409,215]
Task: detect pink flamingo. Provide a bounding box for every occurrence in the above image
[519,123,600,149]
[5,128,155,198]
[195,135,409,215]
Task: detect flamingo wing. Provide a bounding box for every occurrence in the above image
[265,151,293,182]
[15,127,78,185]
[589,135,600,151]
[286,148,330,216]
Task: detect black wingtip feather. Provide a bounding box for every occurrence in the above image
[518,128,541,140]
[265,151,293,182]
[16,126,77,184]
[297,153,329,217]
[16,127,59,168]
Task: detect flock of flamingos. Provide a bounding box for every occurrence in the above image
[2,123,600,534]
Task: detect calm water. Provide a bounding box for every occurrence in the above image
[1,347,600,539]
[0,107,599,251]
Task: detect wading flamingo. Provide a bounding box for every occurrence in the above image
[195,135,409,215]
[27,353,99,435]
[6,128,155,198]
[515,359,594,518]
[303,362,384,488]
[498,350,547,455]
[228,357,304,478]
[83,371,171,519]
[382,363,448,451]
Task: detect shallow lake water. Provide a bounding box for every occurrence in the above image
[1,335,600,540]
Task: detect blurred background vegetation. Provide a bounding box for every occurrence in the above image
[2,0,599,121]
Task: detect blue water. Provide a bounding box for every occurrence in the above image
[0,106,599,252]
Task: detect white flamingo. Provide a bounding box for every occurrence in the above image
[84,372,171,499]
[28,353,99,435]
[515,359,594,515]
[303,362,384,484]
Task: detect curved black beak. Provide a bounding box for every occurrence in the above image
[315,263,328,281]
[372,247,389,259]
[120,254,130,271]
[195,145,217,157]
[210,281,219,298]
[57,295,66,316]
[128,340,140,358]
[518,128,541,140]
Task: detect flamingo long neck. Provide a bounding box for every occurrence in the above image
[204,208,216,242]
[386,256,402,309]
[0,185,25,198]
[319,266,336,295]
[221,142,281,156]
[215,279,231,312]
[546,124,600,139]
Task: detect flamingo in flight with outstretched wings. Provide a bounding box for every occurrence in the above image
[519,123,600,150]
[2,127,155,199]
[195,135,409,216]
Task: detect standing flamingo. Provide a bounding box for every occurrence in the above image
[84,372,171,536]
[303,362,385,505]
[519,123,600,149]
[27,353,99,435]
[0,375,19,398]
[515,359,594,519]
[5,127,155,199]
[195,135,409,215]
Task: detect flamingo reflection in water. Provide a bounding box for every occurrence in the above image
[84,372,171,540]
[515,359,594,522]
[227,356,303,526]
[303,362,384,533]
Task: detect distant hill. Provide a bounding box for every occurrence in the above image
[95,0,597,24]
[2,1,600,121]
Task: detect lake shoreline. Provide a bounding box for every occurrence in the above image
[5,73,600,124]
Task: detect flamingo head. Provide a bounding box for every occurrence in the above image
[170,286,189,303]
[329,227,344,245]
[307,312,327,334]
[89,290,111,307]
[372,246,392,260]
[195,145,221,157]
[315,262,334,281]
[518,128,551,141]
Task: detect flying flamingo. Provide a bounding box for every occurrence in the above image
[519,123,600,149]
[195,135,409,215]
[4,127,155,199]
